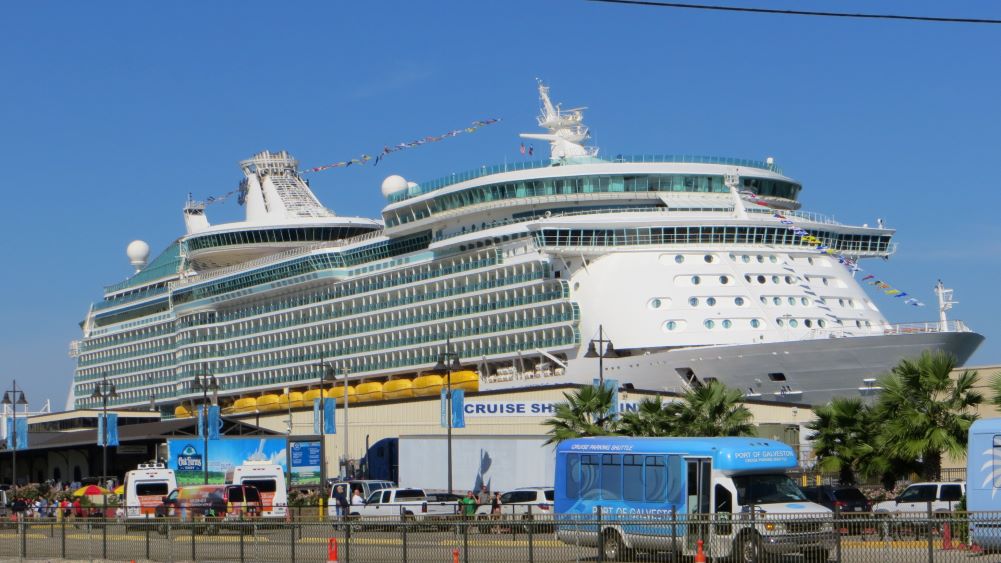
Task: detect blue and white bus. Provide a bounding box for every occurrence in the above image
[967,418,1001,550]
[555,437,835,561]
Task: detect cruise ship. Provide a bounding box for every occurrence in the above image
[70,84,983,413]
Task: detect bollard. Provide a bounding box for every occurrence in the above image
[695,538,707,563]
[452,547,459,563]
[328,537,339,562]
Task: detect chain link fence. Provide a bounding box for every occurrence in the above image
[0,508,997,562]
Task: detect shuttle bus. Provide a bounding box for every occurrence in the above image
[967,418,1001,550]
[554,437,835,561]
[229,462,287,519]
[123,463,177,520]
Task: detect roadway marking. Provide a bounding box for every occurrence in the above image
[172,535,270,543]
[842,539,945,549]
[65,533,148,541]
[0,533,46,539]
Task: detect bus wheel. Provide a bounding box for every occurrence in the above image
[734,532,762,563]
[602,529,627,561]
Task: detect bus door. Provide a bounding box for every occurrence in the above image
[685,458,711,549]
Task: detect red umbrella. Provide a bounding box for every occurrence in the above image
[73,485,110,497]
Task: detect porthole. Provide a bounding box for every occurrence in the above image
[818,319,827,328]
[742,255,751,263]
[675,255,685,264]
[801,297,809,306]
[728,253,736,261]
[692,275,701,285]
[757,275,766,284]
[759,296,767,304]
[745,274,752,282]
[664,321,678,331]
[771,275,780,284]
[789,319,799,328]
[750,319,761,328]
[689,297,699,307]
[785,276,794,284]
[839,299,845,307]
[704,319,715,329]
[650,298,662,309]
[756,255,764,263]
[720,276,729,285]
[865,320,872,327]
[773,297,781,305]
[808,257,814,265]
[769,255,778,263]
[787,297,796,306]
[706,297,717,306]
[573,282,580,291]
[776,318,784,327]
[704,254,714,263]
[804,319,813,328]
[856,320,862,328]
[822,278,829,286]
[735,297,745,306]
[722,320,733,329]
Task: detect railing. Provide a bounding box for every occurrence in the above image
[0,509,992,562]
[804,320,972,341]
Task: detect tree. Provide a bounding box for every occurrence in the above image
[543,384,619,444]
[618,396,675,437]
[671,381,755,437]
[985,370,1001,409]
[806,397,877,486]
[874,351,981,481]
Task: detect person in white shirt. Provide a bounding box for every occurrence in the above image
[351,489,363,505]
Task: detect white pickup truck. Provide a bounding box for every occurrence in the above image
[348,487,457,519]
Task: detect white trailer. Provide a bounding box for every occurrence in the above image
[398,435,555,493]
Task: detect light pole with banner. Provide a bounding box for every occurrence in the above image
[433,337,461,495]
[191,370,218,484]
[584,324,619,387]
[90,373,117,485]
[2,381,28,486]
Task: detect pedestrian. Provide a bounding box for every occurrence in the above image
[351,488,363,506]
[460,491,477,518]
[333,485,349,517]
[477,485,491,510]
[490,491,503,533]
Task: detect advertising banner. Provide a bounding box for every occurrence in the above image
[166,437,288,485]
[289,440,322,486]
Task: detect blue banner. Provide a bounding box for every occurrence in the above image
[106,413,119,447]
[9,418,28,450]
[594,378,619,417]
[313,399,320,435]
[452,389,465,429]
[324,398,336,435]
[97,415,104,446]
[440,388,447,428]
[207,405,221,440]
[197,405,205,438]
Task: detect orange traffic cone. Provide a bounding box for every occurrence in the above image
[327,538,338,562]
[452,547,460,563]
[695,538,706,563]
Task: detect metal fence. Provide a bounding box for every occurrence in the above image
[1,509,998,562]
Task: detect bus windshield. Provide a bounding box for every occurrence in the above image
[732,474,807,505]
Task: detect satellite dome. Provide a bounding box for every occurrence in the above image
[381,175,408,198]
[127,240,150,271]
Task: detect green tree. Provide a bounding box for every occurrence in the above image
[618,396,676,437]
[985,370,1001,409]
[543,384,619,444]
[875,351,981,481]
[806,397,877,485]
[671,381,755,437]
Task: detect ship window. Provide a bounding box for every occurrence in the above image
[770,256,778,263]
[664,321,678,331]
[704,320,715,329]
[734,297,745,306]
[789,319,799,328]
[689,297,699,307]
[776,318,784,327]
[818,319,826,328]
[757,275,766,284]
[750,319,761,328]
[856,320,862,328]
[801,297,809,306]
[788,297,796,306]
[756,255,764,263]
[704,254,714,263]
[773,297,781,306]
[675,255,685,264]
[722,320,732,329]
[720,276,729,285]
[692,276,701,285]
[785,276,794,284]
[706,297,717,306]
[804,319,813,328]
[650,298,662,309]
[768,372,787,381]
[771,276,780,284]
[742,255,750,263]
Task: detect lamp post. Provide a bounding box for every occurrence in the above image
[322,358,354,472]
[317,360,339,483]
[584,324,619,387]
[191,370,219,484]
[433,337,461,495]
[2,381,28,486]
[90,373,118,486]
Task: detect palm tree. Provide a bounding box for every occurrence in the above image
[618,396,676,437]
[874,351,981,481]
[806,397,877,485]
[985,370,1001,409]
[671,381,755,437]
[543,384,619,444]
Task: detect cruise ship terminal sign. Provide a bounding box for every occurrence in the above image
[464,400,643,417]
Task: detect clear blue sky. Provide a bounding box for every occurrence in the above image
[1,0,999,411]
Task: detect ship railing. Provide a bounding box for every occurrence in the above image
[172,229,386,289]
[745,206,842,226]
[804,320,971,340]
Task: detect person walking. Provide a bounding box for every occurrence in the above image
[490,491,503,533]
[332,485,349,517]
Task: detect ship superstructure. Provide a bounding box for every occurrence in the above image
[70,84,983,413]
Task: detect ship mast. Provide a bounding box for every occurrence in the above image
[519,80,598,162]
[935,279,957,331]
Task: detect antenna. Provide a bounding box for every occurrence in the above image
[935,280,957,331]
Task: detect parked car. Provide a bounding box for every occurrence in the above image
[326,480,395,518]
[348,488,456,520]
[475,487,555,531]
[872,482,965,515]
[426,492,464,503]
[802,486,870,513]
[154,484,262,533]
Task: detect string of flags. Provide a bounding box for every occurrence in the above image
[301,118,501,174]
[739,191,925,307]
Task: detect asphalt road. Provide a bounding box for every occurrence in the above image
[0,521,997,562]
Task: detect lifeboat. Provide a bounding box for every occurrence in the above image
[383,379,414,400]
[333,385,357,405]
[413,374,444,397]
[278,391,305,410]
[233,397,257,414]
[302,389,324,404]
[174,404,193,418]
[355,381,384,402]
[447,370,480,392]
[257,394,280,412]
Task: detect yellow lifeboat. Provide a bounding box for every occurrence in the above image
[332,385,357,405]
[256,394,280,412]
[278,391,304,410]
[233,397,257,414]
[413,374,444,397]
[355,382,384,402]
[383,379,414,400]
[447,370,479,392]
[174,404,193,418]
[302,389,324,404]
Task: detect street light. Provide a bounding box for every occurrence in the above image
[433,337,462,495]
[2,381,28,486]
[316,359,342,484]
[90,373,118,486]
[322,358,354,476]
[584,324,619,387]
[191,370,219,484]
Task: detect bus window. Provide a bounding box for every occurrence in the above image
[566,454,581,498]
[241,479,276,493]
[228,487,244,503]
[136,482,169,497]
[623,455,643,501]
[601,454,622,500]
[715,484,732,513]
[581,455,600,500]
[645,456,667,502]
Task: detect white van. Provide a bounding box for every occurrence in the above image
[229,462,287,518]
[124,463,177,520]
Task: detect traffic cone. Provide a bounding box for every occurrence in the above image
[327,538,338,562]
[695,538,706,563]
[452,547,460,563]
[943,522,952,550]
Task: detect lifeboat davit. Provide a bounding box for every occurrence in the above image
[257,394,280,412]
[447,370,479,392]
[355,382,384,402]
[383,379,414,400]
[413,374,444,397]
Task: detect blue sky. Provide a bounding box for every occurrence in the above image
[1,0,999,410]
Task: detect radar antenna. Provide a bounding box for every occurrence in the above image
[520,80,599,162]
[935,279,957,331]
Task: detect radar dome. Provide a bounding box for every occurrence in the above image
[127,240,150,271]
[381,175,408,198]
